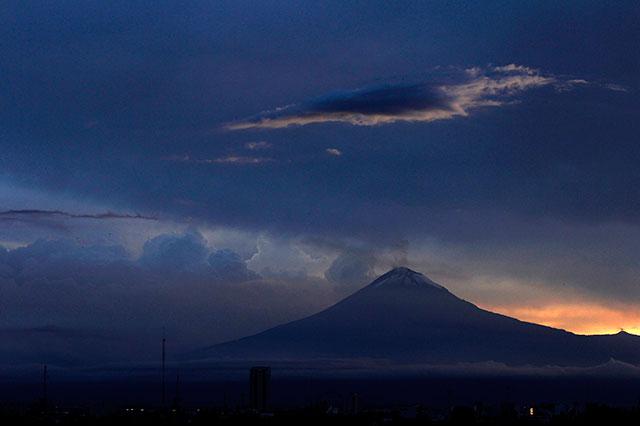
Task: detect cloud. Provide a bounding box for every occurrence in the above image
[3,224,640,368]
[208,249,258,281]
[0,209,156,221]
[485,302,640,336]
[139,232,209,272]
[0,238,131,289]
[603,83,628,92]
[0,234,342,367]
[491,64,538,74]
[225,65,584,130]
[166,154,274,165]
[210,156,274,165]
[7,238,129,267]
[245,141,272,150]
[325,250,376,287]
[247,234,334,279]
[326,148,342,156]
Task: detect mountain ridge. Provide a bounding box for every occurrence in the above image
[192,267,640,367]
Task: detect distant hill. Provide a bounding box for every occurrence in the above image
[193,267,640,367]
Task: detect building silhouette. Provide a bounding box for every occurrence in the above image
[350,392,360,415]
[249,366,271,412]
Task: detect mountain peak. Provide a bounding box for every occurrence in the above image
[615,330,639,338]
[196,266,640,367]
[370,267,445,290]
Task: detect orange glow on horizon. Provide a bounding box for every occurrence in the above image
[483,302,640,336]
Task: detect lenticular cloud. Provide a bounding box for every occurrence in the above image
[225,65,575,130]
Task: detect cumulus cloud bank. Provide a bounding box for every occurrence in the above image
[0,233,344,367]
[225,65,581,130]
[3,222,640,368]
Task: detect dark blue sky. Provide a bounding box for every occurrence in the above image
[1,1,639,364]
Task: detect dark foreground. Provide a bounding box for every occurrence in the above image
[2,403,640,426]
[2,376,640,425]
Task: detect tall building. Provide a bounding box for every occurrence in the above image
[249,366,271,412]
[350,392,360,415]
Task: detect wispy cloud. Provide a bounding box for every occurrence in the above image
[225,65,597,130]
[245,141,272,150]
[209,156,274,165]
[165,154,274,165]
[603,83,628,92]
[0,209,156,221]
[491,64,538,74]
[326,148,342,156]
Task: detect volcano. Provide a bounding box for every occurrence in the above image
[194,267,640,367]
